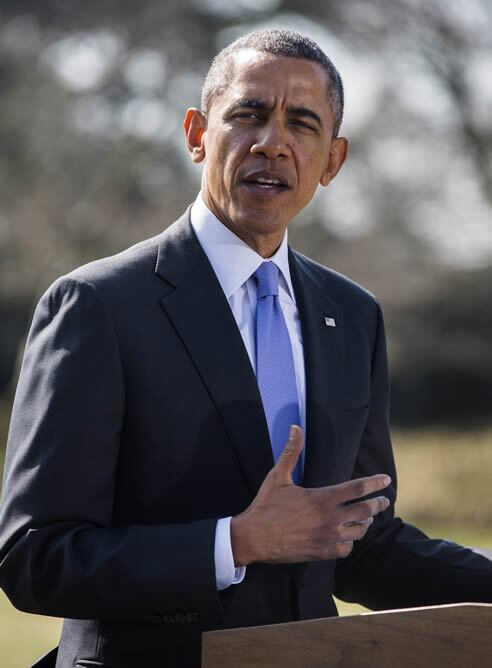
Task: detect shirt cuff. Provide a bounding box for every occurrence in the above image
[214,516,246,591]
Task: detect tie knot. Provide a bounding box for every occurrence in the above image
[254,262,279,299]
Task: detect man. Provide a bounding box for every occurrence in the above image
[0,29,490,668]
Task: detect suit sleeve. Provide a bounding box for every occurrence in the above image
[333,300,492,608]
[0,277,223,624]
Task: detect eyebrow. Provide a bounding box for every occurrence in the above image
[288,106,323,128]
[228,98,324,128]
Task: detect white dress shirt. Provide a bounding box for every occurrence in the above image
[190,193,306,590]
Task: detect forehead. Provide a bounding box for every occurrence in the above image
[222,49,331,109]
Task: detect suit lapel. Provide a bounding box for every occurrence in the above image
[289,250,345,488]
[155,212,272,497]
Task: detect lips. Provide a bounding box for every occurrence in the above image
[242,170,291,191]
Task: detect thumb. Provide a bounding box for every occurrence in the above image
[254,426,304,502]
[272,425,304,485]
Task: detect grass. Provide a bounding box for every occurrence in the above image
[0,397,10,465]
[0,593,60,668]
[0,422,491,666]
[392,429,492,528]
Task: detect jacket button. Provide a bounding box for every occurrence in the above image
[174,612,186,623]
[186,612,198,623]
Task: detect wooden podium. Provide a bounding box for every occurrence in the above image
[202,603,492,668]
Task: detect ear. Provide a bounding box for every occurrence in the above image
[183,107,207,163]
[320,137,348,187]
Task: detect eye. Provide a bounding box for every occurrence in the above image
[234,111,261,120]
[290,119,316,131]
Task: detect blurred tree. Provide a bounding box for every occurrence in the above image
[389,266,492,426]
[0,0,491,426]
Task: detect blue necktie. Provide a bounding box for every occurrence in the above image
[254,262,302,484]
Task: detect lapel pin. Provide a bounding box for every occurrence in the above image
[324,316,336,327]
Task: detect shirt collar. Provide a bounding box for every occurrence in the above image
[190,192,296,302]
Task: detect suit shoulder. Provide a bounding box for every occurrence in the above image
[69,233,162,287]
[41,232,167,310]
[37,210,190,314]
[293,251,379,308]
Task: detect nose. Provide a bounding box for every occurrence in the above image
[250,120,291,160]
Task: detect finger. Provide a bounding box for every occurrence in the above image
[335,541,354,559]
[343,496,390,524]
[333,474,392,505]
[338,521,372,542]
[273,425,304,485]
[343,516,374,528]
[256,426,303,498]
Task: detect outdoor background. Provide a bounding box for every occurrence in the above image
[0,1,491,666]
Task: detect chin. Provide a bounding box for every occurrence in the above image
[235,213,285,236]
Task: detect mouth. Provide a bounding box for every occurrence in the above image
[242,171,291,197]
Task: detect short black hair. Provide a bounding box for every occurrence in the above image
[201,29,344,137]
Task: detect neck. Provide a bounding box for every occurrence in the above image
[229,227,284,258]
[200,191,286,258]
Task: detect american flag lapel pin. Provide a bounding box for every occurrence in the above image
[324,316,336,327]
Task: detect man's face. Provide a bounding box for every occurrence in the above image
[185,50,347,250]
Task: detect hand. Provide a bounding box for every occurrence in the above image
[231,425,391,566]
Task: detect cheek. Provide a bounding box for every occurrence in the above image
[298,152,320,184]
[222,143,250,182]
[306,147,328,177]
[293,155,326,204]
[207,152,237,201]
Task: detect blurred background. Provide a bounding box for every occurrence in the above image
[0,0,491,665]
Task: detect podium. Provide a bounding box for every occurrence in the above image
[202,603,492,668]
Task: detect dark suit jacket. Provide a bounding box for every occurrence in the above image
[0,210,491,668]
